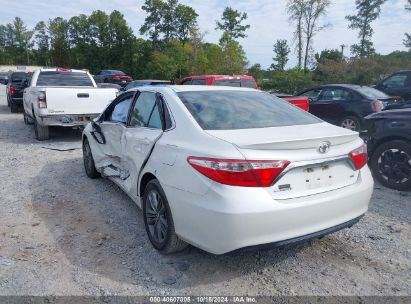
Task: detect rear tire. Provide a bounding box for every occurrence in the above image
[143,179,188,254]
[370,140,411,191]
[10,101,18,113]
[340,116,361,132]
[83,138,101,179]
[33,114,50,141]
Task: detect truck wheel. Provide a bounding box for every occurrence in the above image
[33,115,50,141]
[10,101,18,113]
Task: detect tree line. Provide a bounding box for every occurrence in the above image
[0,0,410,94]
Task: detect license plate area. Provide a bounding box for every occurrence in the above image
[272,159,359,200]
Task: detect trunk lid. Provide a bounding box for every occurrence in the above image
[44,87,117,115]
[207,122,361,199]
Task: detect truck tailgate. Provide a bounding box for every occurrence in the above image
[44,87,117,115]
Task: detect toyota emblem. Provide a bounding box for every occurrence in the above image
[318,141,331,154]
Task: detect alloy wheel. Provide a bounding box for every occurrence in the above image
[145,189,168,244]
[377,148,411,185]
[340,118,357,131]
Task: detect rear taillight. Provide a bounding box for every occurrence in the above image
[10,85,15,96]
[349,144,367,170]
[187,157,289,187]
[38,91,47,108]
[371,100,383,112]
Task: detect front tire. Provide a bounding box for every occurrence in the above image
[340,116,361,132]
[33,114,50,141]
[83,138,101,179]
[370,140,411,191]
[143,179,188,254]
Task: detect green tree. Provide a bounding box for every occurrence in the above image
[215,7,250,39]
[271,39,291,71]
[162,0,178,41]
[302,0,330,70]
[405,1,411,50]
[315,49,343,64]
[33,21,50,65]
[140,0,167,45]
[48,17,70,66]
[346,0,386,57]
[248,63,263,81]
[287,0,306,69]
[218,32,247,74]
[175,4,198,42]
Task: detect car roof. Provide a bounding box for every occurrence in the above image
[131,80,171,83]
[183,75,254,80]
[126,85,257,93]
[39,68,88,73]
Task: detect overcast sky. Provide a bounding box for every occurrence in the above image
[1,0,410,68]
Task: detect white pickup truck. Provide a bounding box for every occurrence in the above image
[23,68,118,140]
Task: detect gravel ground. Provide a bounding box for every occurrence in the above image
[0,101,410,297]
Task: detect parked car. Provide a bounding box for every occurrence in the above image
[365,108,411,190]
[374,70,411,102]
[271,92,309,111]
[180,75,258,89]
[23,68,118,140]
[96,83,122,91]
[296,84,395,131]
[93,70,133,87]
[124,80,172,91]
[82,86,373,254]
[6,72,31,113]
[0,73,8,85]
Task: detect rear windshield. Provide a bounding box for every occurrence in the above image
[214,79,257,89]
[11,72,30,82]
[178,90,320,130]
[107,70,125,75]
[36,71,93,86]
[356,86,389,99]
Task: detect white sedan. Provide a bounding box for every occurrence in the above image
[82,86,373,254]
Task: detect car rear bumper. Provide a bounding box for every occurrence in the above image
[38,114,99,127]
[164,166,373,254]
[11,97,23,104]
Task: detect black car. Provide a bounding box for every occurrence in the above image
[7,72,31,113]
[374,70,411,103]
[296,84,395,131]
[123,79,172,91]
[94,70,132,87]
[365,109,411,190]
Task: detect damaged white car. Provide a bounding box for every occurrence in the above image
[82,86,374,254]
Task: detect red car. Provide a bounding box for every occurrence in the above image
[180,75,258,89]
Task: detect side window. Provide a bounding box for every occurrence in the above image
[109,97,133,123]
[181,79,192,85]
[191,79,206,85]
[299,89,322,102]
[129,92,157,127]
[383,74,407,89]
[147,104,162,129]
[319,88,351,101]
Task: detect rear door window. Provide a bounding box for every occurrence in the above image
[299,88,322,102]
[319,88,352,101]
[36,71,93,86]
[191,79,206,85]
[129,92,158,128]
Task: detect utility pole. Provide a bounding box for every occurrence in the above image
[340,44,347,58]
